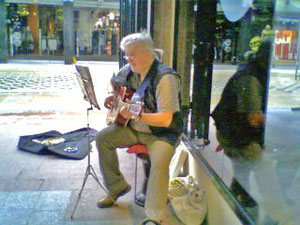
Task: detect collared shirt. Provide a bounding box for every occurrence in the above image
[129,73,181,133]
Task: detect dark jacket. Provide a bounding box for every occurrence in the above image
[113,59,183,145]
[211,61,267,148]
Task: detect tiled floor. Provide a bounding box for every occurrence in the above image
[0,113,183,225]
[1,61,299,224]
[0,190,71,225]
[0,61,184,224]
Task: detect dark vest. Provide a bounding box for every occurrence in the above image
[211,63,265,148]
[113,59,183,145]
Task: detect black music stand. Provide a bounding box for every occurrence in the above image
[71,65,114,219]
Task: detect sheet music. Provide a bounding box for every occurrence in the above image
[75,65,101,110]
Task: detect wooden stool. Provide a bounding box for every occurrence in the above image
[127,144,151,207]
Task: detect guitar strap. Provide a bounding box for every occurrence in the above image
[130,72,152,104]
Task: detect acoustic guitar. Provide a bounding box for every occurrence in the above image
[106,86,143,127]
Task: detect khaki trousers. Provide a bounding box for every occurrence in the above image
[95,124,176,222]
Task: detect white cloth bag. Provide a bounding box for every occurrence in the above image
[168,175,207,225]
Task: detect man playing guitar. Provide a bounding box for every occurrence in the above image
[95,32,183,225]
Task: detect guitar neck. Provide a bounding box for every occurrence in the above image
[116,98,143,118]
[116,99,130,110]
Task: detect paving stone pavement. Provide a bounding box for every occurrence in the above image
[0,61,299,225]
[0,61,184,225]
[0,113,184,225]
[211,66,300,109]
[0,71,77,92]
[0,61,118,114]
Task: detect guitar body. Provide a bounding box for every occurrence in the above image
[106,86,136,127]
[114,87,135,127]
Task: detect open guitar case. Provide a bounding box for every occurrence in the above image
[17,127,98,160]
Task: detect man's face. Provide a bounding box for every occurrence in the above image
[124,44,151,74]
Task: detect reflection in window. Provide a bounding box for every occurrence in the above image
[263,0,300,224]
[75,8,120,57]
[208,0,299,224]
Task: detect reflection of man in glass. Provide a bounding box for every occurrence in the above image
[261,24,274,40]
[211,39,294,224]
[212,39,270,203]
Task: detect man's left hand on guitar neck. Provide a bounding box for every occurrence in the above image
[104,95,115,110]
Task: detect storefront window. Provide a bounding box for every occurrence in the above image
[6,3,64,58]
[263,0,300,223]
[6,2,120,60]
[274,30,297,61]
[207,0,299,224]
[39,5,64,56]
[74,7,120,58]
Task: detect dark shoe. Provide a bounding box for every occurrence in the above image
[139,218,161,225]
[97,185,131,208]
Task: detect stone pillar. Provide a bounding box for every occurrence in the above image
[175,1,194,133]
[0,0,7,63]
[63,0,75,64]
[153,0,175,67]
[27,4,39,54]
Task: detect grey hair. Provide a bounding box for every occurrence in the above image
[120,32,154,52]
[154,48,164,60]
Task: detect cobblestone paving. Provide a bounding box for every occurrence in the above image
[212,68,300,94]
[211,67,300,109]
[1,64,299,95]
[0,71,79,92]
[0,62,118,114]
[0,62,299,113]
[269,72,300,93]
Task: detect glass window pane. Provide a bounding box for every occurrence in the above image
[207,0,299,223]
[6,2,120,61]
[264,0,300,224]
[74,7,120,59]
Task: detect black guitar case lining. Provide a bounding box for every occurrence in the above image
[17,128,98,160]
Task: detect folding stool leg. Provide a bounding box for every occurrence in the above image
[134,154,138,201]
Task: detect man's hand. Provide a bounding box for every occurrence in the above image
[120,106,133,119]
[248,112,264,128]
[119,98,137,119]
[104,95,115,109]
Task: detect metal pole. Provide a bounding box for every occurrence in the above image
[295,22,300,80]
[71,105,115,219]
[190,0,216,144]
